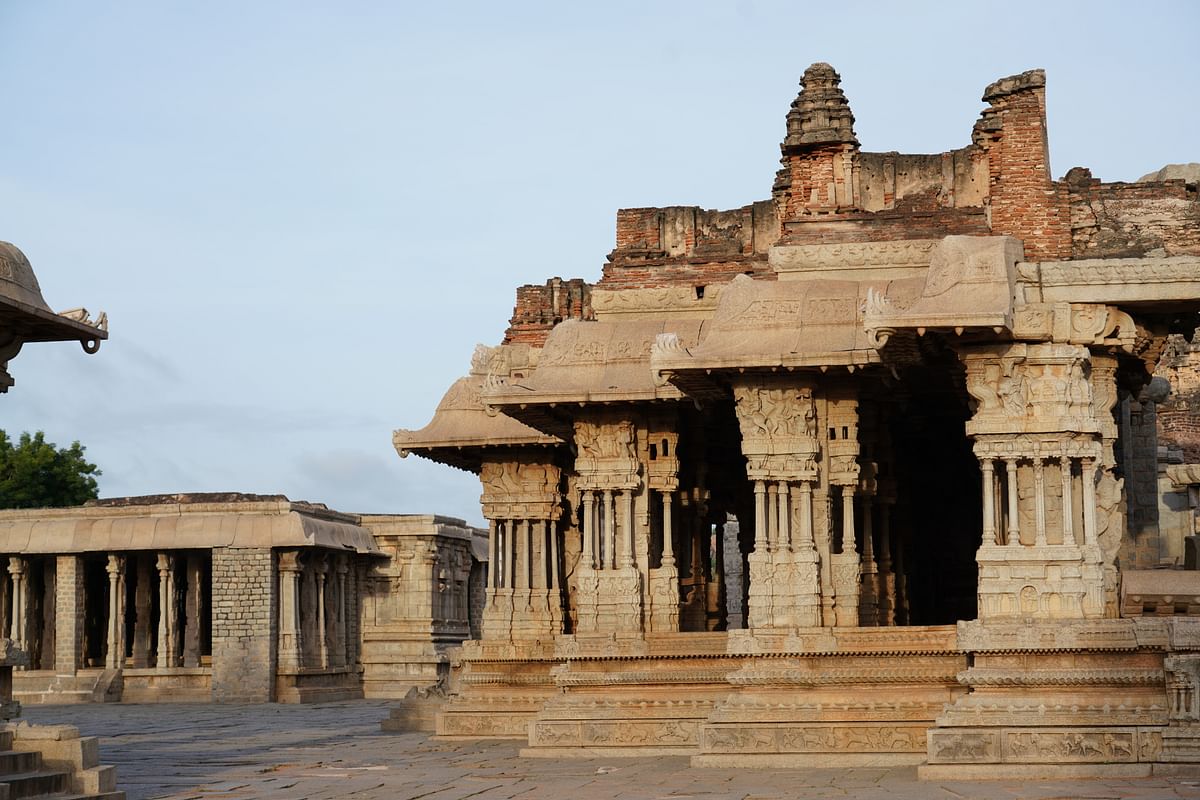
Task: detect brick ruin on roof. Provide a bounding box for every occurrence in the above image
[395,65,1200,777]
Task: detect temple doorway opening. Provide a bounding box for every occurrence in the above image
[887,353,981,625]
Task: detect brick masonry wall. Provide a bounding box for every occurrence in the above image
[503,277,593,346]
[1157,330,1200,462]
[973,71,1071,261]
[54,556,83,674]
[210,547,276,702]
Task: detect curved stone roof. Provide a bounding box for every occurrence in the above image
[0,241,51,311]
[394,375,561,472]
[0,240,108,345]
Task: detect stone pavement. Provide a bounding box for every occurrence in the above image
[17,701,1200,799]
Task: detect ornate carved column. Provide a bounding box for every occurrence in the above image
[735,378,823,629]
[963,342,1109,620]
[277,550,304,671]
[105,555,125,670]
[572,417,644,637]
[828,385,861,628]
[480,455,564,640]
[646,419,682,634]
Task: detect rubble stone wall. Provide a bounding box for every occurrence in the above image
[1068,174,1200,259]
[1157,330,1200,463]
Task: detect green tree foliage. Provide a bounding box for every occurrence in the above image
[0,430,101,508]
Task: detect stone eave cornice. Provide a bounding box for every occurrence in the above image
[1019,255,1200,305]
[0,500,384,555]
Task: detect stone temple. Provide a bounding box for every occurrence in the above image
[394,65,1200,777]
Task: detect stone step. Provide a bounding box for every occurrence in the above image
[0,751,41,775]
[0,769,70,799]
[46,793,125,800]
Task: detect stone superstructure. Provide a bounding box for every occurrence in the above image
[396,65,1200,776]
[0,494,486,704]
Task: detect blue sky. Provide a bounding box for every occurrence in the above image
[2,1,1197,525]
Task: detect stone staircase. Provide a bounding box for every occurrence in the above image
[0,728,123,800]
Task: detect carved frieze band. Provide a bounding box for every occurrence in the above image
[703,724,927,753]
[928,727,1161,764]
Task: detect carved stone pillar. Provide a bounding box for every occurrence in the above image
[832,485,861,627]
[964,343,1110,620]
[858,493,878,626]
[1082,457,1098,547]
[747,480,771,630]
[132,556,152,668]
[6,557,25,653]
[981,458,997,546]
[797,482,814,548]
[1060,456,1075,546]
[1004,458,1021,547]
[155,553,175,669]
[581,492,596,570]
[877,502,896,626]
[841,487,857,556]
[661,491,675,568]
[753,481,767,554]
[1032,458,1048,547]
[277,550,304,671]
[620,490,634,569]
[333,557,349,668]
[603,490,616,570]
[487,521,499,590]
[314,555,329,669]
[183,554,203,668]
[777,480,791,551]
[105,555,125,670]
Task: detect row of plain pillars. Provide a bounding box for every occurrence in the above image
[7,553,206,672]
[980,456,1099,548]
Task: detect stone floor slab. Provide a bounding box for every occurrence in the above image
[10,702,1200,799]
